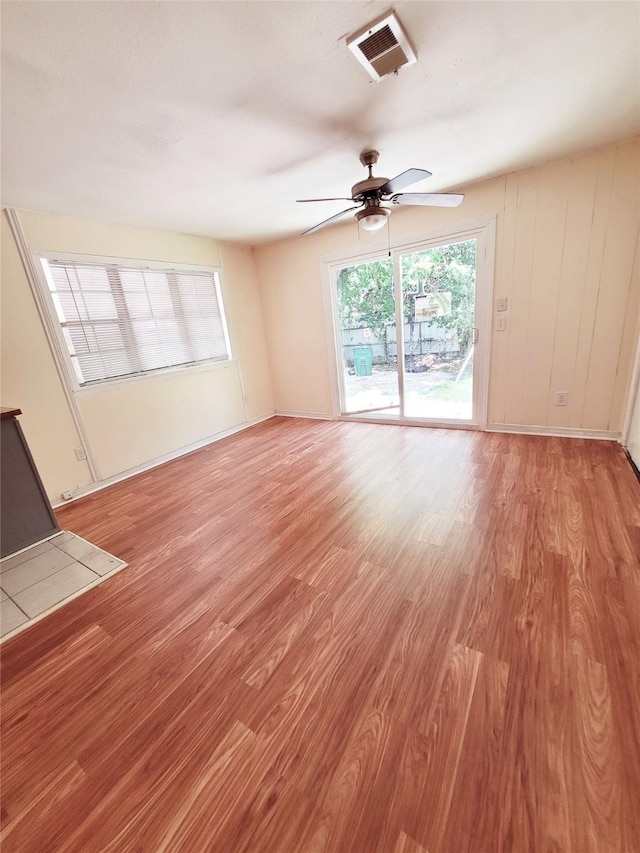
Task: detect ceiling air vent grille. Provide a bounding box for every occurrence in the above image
[347,11,417,81]
[359,25,397,61]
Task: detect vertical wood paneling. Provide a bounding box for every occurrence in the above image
[495,140,639,433]
[569,146,618,426]
[522,159,570,424]
[546,152,600,427]
[610,232,639,430]
[488,175,516,424]
[475,140,639,432]
[503,169,540,424]
[582,143,639,429]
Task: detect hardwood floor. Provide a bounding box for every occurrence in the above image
[1,417,639,852]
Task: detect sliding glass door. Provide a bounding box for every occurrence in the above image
[335,256,399,417]
[399,240,476,420]
[331,224,491,427]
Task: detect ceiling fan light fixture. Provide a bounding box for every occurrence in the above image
[356,206,389,232]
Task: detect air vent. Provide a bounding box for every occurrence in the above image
[347,11,417,81]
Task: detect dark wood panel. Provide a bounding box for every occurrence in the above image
[1,417,639,851]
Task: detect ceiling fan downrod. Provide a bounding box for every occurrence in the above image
[359,149,380,179]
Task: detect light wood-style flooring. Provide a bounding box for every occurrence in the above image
[2,417,639,852]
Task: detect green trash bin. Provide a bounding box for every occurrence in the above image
[353,345,373,377]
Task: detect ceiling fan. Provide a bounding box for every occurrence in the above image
[297,150,464,236]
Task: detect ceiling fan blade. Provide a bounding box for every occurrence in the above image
[391,192,464,208]
[379,168,432,195]
[301,206,361,236]
[297,197,355,203]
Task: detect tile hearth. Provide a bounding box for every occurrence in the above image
[0,532,127,642]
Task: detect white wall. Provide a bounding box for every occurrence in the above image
[627,390,640,469]
[75,362,246,479]
[1,210,273,499]
[219,242,274,420]
[625,339,640,468]
[1,212,93,496]
[255,139,640,433]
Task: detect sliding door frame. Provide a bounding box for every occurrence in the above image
[322,216,496,428]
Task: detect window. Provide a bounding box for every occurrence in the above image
[40,258,230,386]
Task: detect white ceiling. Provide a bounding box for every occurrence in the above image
[1,1,639,245]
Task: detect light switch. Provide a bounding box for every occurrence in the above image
[496,317,507,331]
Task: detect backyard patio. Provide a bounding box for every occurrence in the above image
[343,354,473,420]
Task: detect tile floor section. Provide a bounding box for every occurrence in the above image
[0,532,127,642]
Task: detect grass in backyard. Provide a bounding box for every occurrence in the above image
[422,373,472,401]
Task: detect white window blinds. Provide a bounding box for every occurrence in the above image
[41,259,229,386]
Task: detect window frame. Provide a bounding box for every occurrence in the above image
[33,251,233,394]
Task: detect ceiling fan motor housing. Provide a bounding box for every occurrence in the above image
[351,176,390,199]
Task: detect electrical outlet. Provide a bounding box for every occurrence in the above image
[555,392,569,406]
[74,446,87,461]
[496,317,507,331]
[62,490,74,500]
[496,297,508,312]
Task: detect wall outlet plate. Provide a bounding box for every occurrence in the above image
[74,447,87,461]
[555,392,569,406]
[496,297,508,312]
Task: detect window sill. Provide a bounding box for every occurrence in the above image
[73,358,236,396]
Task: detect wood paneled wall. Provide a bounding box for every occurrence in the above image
[492,141,639,432]
[255,138,639,433]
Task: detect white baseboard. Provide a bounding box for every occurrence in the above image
[51,414,621,509]
[274,410,332,420]
[484,423,620,441]
[51,412,275,508]
[274,412,619,440]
